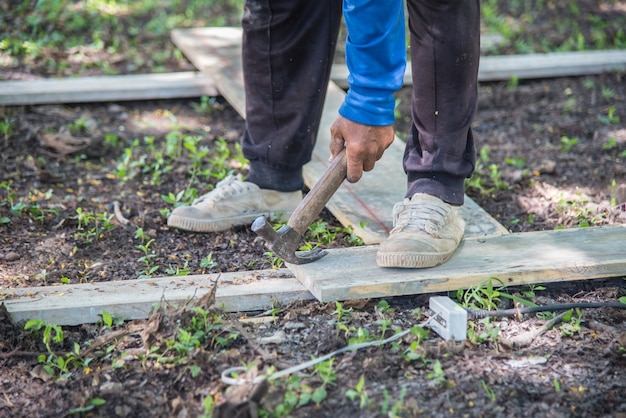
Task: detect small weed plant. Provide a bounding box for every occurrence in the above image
[145,306,239,367]
[0,117,15,140]
[135,238,159,278]
[0,183,58,225]
[75,208,114,243]
[559,136,579,152]
[380,386,408,418]
[554,196,606,229]
[456,278,537,345]
[345,375,369,410]
[559,308,584,336]
[598,105,620,125]
[465,145,510,196]
[24,319,94,379]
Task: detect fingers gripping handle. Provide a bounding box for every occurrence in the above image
[289,149,347,236]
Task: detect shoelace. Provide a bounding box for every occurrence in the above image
[393,200,450,235]
[193,174,255,204]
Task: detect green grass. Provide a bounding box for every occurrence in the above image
[3,0,625,79]
[0,0,244,77]
[480,0,626,55]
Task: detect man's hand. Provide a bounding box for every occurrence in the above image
[329,115,395,183]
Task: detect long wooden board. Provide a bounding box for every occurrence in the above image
[330,49,626,89]
[0,72,219,106]
[288,225,626,302]
[3,269,313,326]
[173,27,626,88]
[170,27,509,244]
[5,34,621,107]
[7,224,625,325]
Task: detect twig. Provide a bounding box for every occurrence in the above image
[229,321,289,368]
[81,325,142,357]
[504,311,568,349]
[0,348,44,359]
[112,201,130,226]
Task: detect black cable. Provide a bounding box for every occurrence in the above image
[466,301,626,320]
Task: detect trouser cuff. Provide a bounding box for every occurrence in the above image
[406,173,465,206]
[247,160,304,192]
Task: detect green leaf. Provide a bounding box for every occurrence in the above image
[101,311,113,328]
[346,389,357,401]
[189,365,201,377]
[298,391,312,406]
[562,309,573,322]
[410,325,430,340]
[24,319,44,331]
[619,296,626,305]
[356,375,365,392]
[311,387,327,404]
[52,325,64,343]
[89,398,106,406]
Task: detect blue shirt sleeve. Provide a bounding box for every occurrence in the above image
[339,0,406,126]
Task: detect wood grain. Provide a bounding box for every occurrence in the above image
[288,225,626,302]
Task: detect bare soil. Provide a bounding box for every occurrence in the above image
[2,2,626,417]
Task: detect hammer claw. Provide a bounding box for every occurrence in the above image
[293,247,328,264]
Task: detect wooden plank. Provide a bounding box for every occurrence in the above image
[3,38,624,107]
[171,27,245,115]
[170,27,509,244]
[172,28,626,87]
[288,225,626,302]
[331,49,626,88]
[2,269,313,326]
[477,49,626,81]
[0,72,219,106]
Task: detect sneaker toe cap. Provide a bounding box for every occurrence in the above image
[169,205,211,220]
[378,236,449,254]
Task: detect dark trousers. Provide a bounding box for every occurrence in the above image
[242,0,479,206]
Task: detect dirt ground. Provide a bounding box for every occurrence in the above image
[2,1,626,417]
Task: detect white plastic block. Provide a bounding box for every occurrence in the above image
[429,296,468,341]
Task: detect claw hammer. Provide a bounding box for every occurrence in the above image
[252,148,347,264]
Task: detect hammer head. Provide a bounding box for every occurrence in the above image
[251,216,327,265]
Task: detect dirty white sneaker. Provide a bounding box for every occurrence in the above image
[167,174,302,232]
[376,193,465,268]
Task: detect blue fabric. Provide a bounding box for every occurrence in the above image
[339,0,406,126]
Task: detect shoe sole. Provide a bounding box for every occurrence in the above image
[376,249,456,269]
[167,211,293,233]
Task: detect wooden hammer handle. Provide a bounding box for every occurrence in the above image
[288,148,347,236]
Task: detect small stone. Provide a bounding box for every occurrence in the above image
[537,159,556,175]
[258,330,286,345]
[283,321,306,330]
[99,381,124,395]
[108,104,124,113]
[4,252,20,261]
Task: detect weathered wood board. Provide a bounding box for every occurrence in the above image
[170,27,509,244]
[171,28,245,115]
[288,225,626,302]
[7,224,624,326]
[0,72,219,106]
[3,269,313,326]
[3,30,623,107]
[173,27,626,88]
[331,49,626,89]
